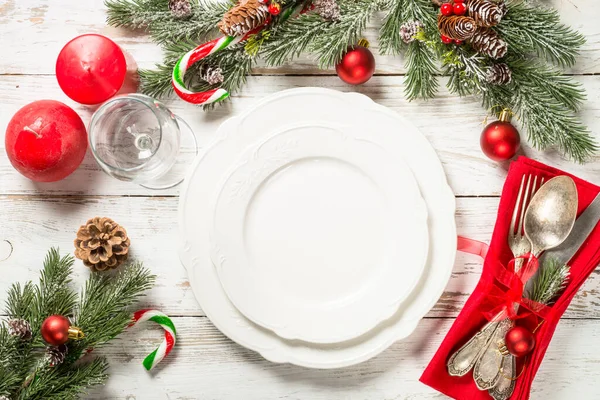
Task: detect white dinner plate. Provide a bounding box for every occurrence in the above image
[179,88,456,369]
[209,122,428,343]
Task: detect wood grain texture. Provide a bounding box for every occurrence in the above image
[0,0,599,75]
[85,317,600,399]
[1,74,600,197]
[2,0,600,398]
[1,196,600,320]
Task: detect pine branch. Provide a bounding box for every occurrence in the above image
[526,258,570,305]
[67,262,155,363]
[506,60,596,163]
[404,40,438,100]
[17,358,109,400]
[106,0,233,45]
[379,0,405,55]
[260,14,327,66]
[141,43,254,107]
[311,0,381,68]
[497,0,585,68]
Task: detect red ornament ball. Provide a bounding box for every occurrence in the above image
[268,2,281,15]
[480,113,521,162]
[336,45,376,85]
[441,35,453,44]
[441,3,454,16]
[41,315,71,346]
[5,100,88,182]
[453,2,467,15]
[505,326,536,358]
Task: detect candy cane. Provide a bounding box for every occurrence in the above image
[172,5,304,105]
[130,309,177,371]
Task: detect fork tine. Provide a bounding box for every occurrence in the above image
[518,174,533,235]
[510,175,527,236]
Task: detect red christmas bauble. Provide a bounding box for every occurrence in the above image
[336,45,375,85]
[441,3,453,16]
[480,111,521,161]
[453,2,467,15]
[41,315,71,346]
[5,100,88,182]
[505,326,536,358]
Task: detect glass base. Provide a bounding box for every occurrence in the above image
[140,115,198,190]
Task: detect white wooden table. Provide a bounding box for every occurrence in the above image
[1,0,600,398]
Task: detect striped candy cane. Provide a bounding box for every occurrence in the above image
[172,5,304,105]
[130,309,177,371]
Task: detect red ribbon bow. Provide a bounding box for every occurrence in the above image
[458,236,552,322]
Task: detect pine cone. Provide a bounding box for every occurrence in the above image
[468,0,503,27]
[438,14,477,40]
[468,27,507,59]
[74,217,130,272]
[203,67,224,85]
[218,0,270,37]
[313,0,341,21]
[8,319,32,341]
[169,0,192,18]
[486,63,512,85]
[0,396,9,400]
[46,345,68,367]
[400,20,424,44]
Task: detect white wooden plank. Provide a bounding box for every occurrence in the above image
[84,316,600,399]
[1,196,600,319]
[0,0,598,75]
[1,75,600,197]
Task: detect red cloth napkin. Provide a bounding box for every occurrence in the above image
[420,156,600,400]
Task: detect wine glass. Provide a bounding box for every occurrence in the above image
[89,94,197,189]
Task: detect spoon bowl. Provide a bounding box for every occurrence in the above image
[524,175,578,256]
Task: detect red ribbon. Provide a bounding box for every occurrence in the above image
[457,236,552,322]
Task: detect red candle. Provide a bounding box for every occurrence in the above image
[56,34,129,105]
[5,100,88,182]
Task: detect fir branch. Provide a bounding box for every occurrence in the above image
[311,0,382,68]
[526,258,570,305]
[379,0,405,55]
[141,43,254,106]
[497,0,585,68]
[68,262,155,362]
[506,60,597,163]
[260,14,326,66]
[404,40,438,100]
[17,358,109,400]
[106,0,232,45]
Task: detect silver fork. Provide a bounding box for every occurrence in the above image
[490,175,544,400]
[447,174,543,386]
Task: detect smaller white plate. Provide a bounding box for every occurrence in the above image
[210,122,428,343]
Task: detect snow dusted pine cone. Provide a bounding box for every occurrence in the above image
[218,0,270,36]
[486,63,512,85]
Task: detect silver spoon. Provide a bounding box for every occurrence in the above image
[525,175,578,257]
[484,175,578,398]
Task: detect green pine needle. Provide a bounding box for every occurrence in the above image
[526,258,570,305]
[0,249,155,399]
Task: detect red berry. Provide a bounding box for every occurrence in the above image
[453,2,467,15]
[454,39,464,45]
[440,3,453,16]
[454,0,464,2]
[441,35,453,44]
[268,2,281,15]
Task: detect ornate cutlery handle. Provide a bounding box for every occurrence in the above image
[447,318,501,377]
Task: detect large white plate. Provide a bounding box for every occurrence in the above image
[210,122,428,343]
[179,88,457,369]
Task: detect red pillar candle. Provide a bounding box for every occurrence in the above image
[56,34,131,105]
[5,100,88,182]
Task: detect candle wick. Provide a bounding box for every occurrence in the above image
[23,126,41,138]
